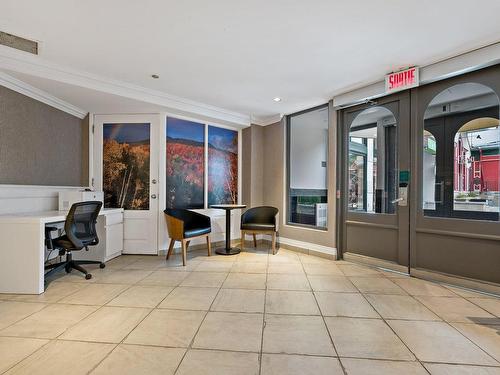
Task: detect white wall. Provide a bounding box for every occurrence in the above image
[290,107,328,190]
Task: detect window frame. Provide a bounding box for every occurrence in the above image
[286,103,329,231]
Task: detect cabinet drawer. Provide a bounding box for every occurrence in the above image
[105,213,123,226]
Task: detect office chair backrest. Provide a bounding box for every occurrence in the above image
[65,201,103,249]
[241,206,279,227]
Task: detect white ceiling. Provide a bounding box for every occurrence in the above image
[2,0,500,122]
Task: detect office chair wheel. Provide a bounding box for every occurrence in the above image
[99,263,105,269]
[85,273,92,280]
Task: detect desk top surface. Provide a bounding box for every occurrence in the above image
[0,208,123,224]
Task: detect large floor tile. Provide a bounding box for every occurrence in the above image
[265,291,320,315]
[365,294,440,320]
[0,302,47,330]
[268,263,304,274]
[60,306,149,343]
[222,273,266,289]
[261,354,343,375]
[452,323,500,362]
[0,337,49,374]
[122,257,166,270]
[125,309,205,347]
[315,292,379,318]
[176,349,259,375]
[9,282,85,303]
[307,275,357,292]
[237,252,269,263]
[388,320,498,365]
[194,261,234,272]
[90,344,185,375]
[58,283,129,305]
[267,273,311,291]
[211,289,265,313]
[337,263,382,277]
[350,277,407,295]
[416,296,499,324]
[469,298,500,317]
[5,340,114,375]
[92,269,152,284]
[262,315,335,356]
[424,363,500,375]
[0,304,98,339]
[231,262,267,274]
[302,263,343,276]
[180,272,227,288]
[138,271,189,287]
[107,285,173,308]
[192,311,263,352]
[158,287,218,310]
[325,317,414,360]
[341,358,428,375]
[392,278,456,296]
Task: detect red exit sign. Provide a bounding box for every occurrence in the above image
[385,67,419,93]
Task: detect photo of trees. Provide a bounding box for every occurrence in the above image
[103,123,150,210]
[166,117,205,209]
[208,126,238,205]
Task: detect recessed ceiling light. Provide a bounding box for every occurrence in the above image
[151,74,160,79]
[273,97,282,102]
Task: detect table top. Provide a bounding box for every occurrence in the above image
[210,204,247,210]
[0,208,123,224]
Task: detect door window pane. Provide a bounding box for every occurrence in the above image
[348,107,397,213]
[423,83,500,220]
[208,126,238,205]
[166,117,205,209]
[103,123,150,210]
[287,106,328,229]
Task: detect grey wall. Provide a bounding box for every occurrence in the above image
[0,85,89,186]
[242,124,264,207]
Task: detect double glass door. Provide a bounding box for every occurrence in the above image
[340,65,500,285]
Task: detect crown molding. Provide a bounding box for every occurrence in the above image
[0,45,251,126]
[0,71,87,119]
[251,113,283,126]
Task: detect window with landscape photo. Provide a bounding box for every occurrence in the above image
[166,117,205,209]
[103,123,150,210]
[208,126,238,205]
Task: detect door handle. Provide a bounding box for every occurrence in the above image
[391,197,404,204]
[151,194,157,199]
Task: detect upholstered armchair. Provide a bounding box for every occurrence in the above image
[240,206,279,254]
[164,209,212,266]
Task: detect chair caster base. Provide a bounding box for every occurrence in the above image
[99,263,105,269]
[85,273,92,280]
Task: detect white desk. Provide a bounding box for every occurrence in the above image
[0,208,124,294]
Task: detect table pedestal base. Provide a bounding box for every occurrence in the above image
[215,247,241,256]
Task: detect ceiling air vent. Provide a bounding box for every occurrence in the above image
[0,31,38,54]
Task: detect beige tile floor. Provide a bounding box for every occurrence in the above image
[0,247,499,374]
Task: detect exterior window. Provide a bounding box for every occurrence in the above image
[287,105,328,229]
[348,107,398,214]
[423,83,500,220]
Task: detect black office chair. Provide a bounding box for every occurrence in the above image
[241,206,279,254]
[44,201,105,280]
[164,208,212,266]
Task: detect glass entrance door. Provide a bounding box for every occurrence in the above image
[339,91,411,271]
[412,66,500,284]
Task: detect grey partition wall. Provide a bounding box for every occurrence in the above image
[0,85,89,186]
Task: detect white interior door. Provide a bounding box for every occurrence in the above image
[93,114,159,254]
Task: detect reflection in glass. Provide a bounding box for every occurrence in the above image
[423,83,500,220]
[348,107,397,214]
[103,123,150,210]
